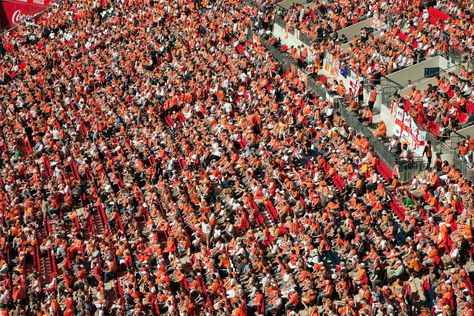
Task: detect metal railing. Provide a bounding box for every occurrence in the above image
[298,29,313,47]
[398,158,426,181]
[425,130,449,153]
[380,77,403,105]
[450,131,466,150]
[441,50,464,68]
[453,153,474,181]
[467,55,474,71]
[274,14,286,29]
[306,76,327,99]
[450,131,474,181]
[333,99,398,168]
[259,35,295,72]
[336,99,431,181]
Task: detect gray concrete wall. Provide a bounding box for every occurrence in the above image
[382,56,449,87]
[398,77,438,97]
[379,102,396,138]
[456,124,474,138]
[336,18,375,41]
[340,27,381,52]
[277,0,307,10]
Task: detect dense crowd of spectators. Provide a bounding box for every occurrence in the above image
[277,0,473,152]
[391,69,474,137]
[279,0,473,85]
[280,0,473,62]
[0,0,473,315]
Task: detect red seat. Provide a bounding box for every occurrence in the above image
[165,115,175,128]
[251,199,264,226]
[240,138,248,149]
[70,160,80,180]
[97,203,108,227]
[466,101,474,114]
[403,99,411,112]
[430,122,440,136]
[457,201,465,214]
[428,6,449,22]
[35,245,41,271]
[447,89,455,98]
[44,156,52,178]
[390,200,405,221]
[332,174,344,191]
[398,32,408,41]
[264,200,278,221]
[458,112,469,124]
[320,75,328,84]
[376,160,393,182]
[428,16,438,25]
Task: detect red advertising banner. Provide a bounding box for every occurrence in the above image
[8,0,50,5]
[1,0,50,29]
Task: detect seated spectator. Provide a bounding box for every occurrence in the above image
[361,108,373,125]
[375,120,387,138]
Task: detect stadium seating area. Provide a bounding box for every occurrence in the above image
[0,0,473,315]
[392,70,474,137]
[281,0,473,57]
[277,0,474,138]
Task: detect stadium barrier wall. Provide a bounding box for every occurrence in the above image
[336,17,375,41]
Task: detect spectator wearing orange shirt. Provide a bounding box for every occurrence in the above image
[375,120,387,139]
[368,87,377,111]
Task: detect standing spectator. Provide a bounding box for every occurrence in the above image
[357,85,364,105]
[423,141,433,170]
[368,87,377,111]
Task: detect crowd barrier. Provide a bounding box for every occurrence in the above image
[453,155,474,182]
[451,131,474,181]
[333,99,397,168]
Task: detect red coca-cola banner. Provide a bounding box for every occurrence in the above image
[1,0,50,29]
[7,0,50,5]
